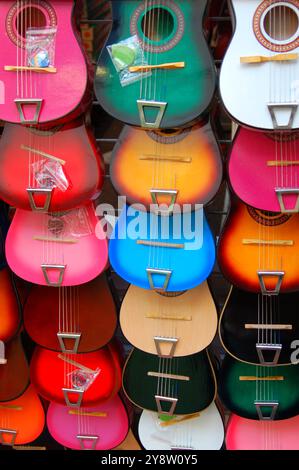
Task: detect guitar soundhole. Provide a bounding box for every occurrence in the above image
[254,0,299,52]
[48,217,64,236]
[16,7,47,38]
[141,8,174,42]
[247,206,290,226]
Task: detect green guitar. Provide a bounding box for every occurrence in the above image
[122,348,216,415]
[94,1,216,128]
[219,356,299,420]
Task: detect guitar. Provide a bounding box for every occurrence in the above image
[122,348,217,416]
[226,413,299,450]
[219,355,299,420]
[220,0,299,130]
[0,118,104,212]
[219,286,299,365]
[47,394,129,450]
[110,121,222,210]
[0,0,90,125]
[30,343,122,407]
[0,335,29,402]
[228,128,299,213]
[120,282,217,357]
[109,205,215,292]
[218,198,299,293]
[138,401,224,450]
[24,275,117,353]
[0,385,45,447]
[5,203,108,286]
[0,268,21,343]
[94,0,216,129]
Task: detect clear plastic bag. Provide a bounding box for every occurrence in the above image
[26,26,57,68]
[107,34,151,87]
[68,368,100,392]
[60,207,93,238]
[32,159,69,192]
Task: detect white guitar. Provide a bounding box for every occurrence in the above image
[138,401,224,450]
[220,0,299,130]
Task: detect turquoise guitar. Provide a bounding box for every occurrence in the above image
[109,204,215,292]
[94,0,216,128]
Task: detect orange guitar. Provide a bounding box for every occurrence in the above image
[110,121,222,211]
[218,199,299,294]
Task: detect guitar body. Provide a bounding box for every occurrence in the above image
[5,204,108,286]
[120,282,217,357]
[47,395,129,450]
[109,205,215,292]
[138,402,224,450]
[0,268,21,343]
[0,385,45,446]
[0,335,29,402]
[24,275,117,352]
[123,348,216,415]
[0,0,89,125]
[95,0,216,128]
[218,199,299,293]
[110,122,222,208]
[226,413,299,450]
[228,128,299,212]
[30,345,122,407]
[218,355,299,420]
[220,287,299,365]
[0,120,104,212]
[220,0,299,130]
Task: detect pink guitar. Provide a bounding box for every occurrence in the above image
[47,395,129,450]
[226,413,299,450]
[0,1,90,125]
[5,203,108,286]
[229,128,299,213]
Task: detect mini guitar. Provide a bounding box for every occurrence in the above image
[24,275,117,353]
[219,286,299,365]
[120,282,217,357]
[109,205,215,292]
[0,335,29,402]
[6,203,108,286]
[138,401,224,450]
[220,0,299,130]
[0,268,21,343]
[95,0,216,129]
[110,122,222,210]
[0,0,90,125]
[47,394,129,450]
[0,385,45,447]
[228,128,299,213]
[226,413,299,450]
[30,344,122,407]
[123,348,216,416]
[0,118,104,212]
[219,355,299,420]
[218,199,299,293]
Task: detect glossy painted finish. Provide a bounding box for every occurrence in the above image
[0,1,89,124]
[111,122,222,208]
[6,204,108,286]
[0,119,104,211]
[0,268,21,343]
[123,348,216,415]
[218,199,299,293]
[219,355,299,420]
[229,128,299,212]
[0,335,29,402]
[109,205,215,292]
[24,275,117,352]
[95,1,215,128]
[30,345,122,406]
[47,395,129,450]
[220,286,299,365]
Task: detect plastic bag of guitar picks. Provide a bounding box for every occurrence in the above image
[26,26,57,68]
[107,34,151,87]
[32,159,69,192]
[60,207,93,238]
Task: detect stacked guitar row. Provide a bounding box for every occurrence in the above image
[0,0,298,452]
